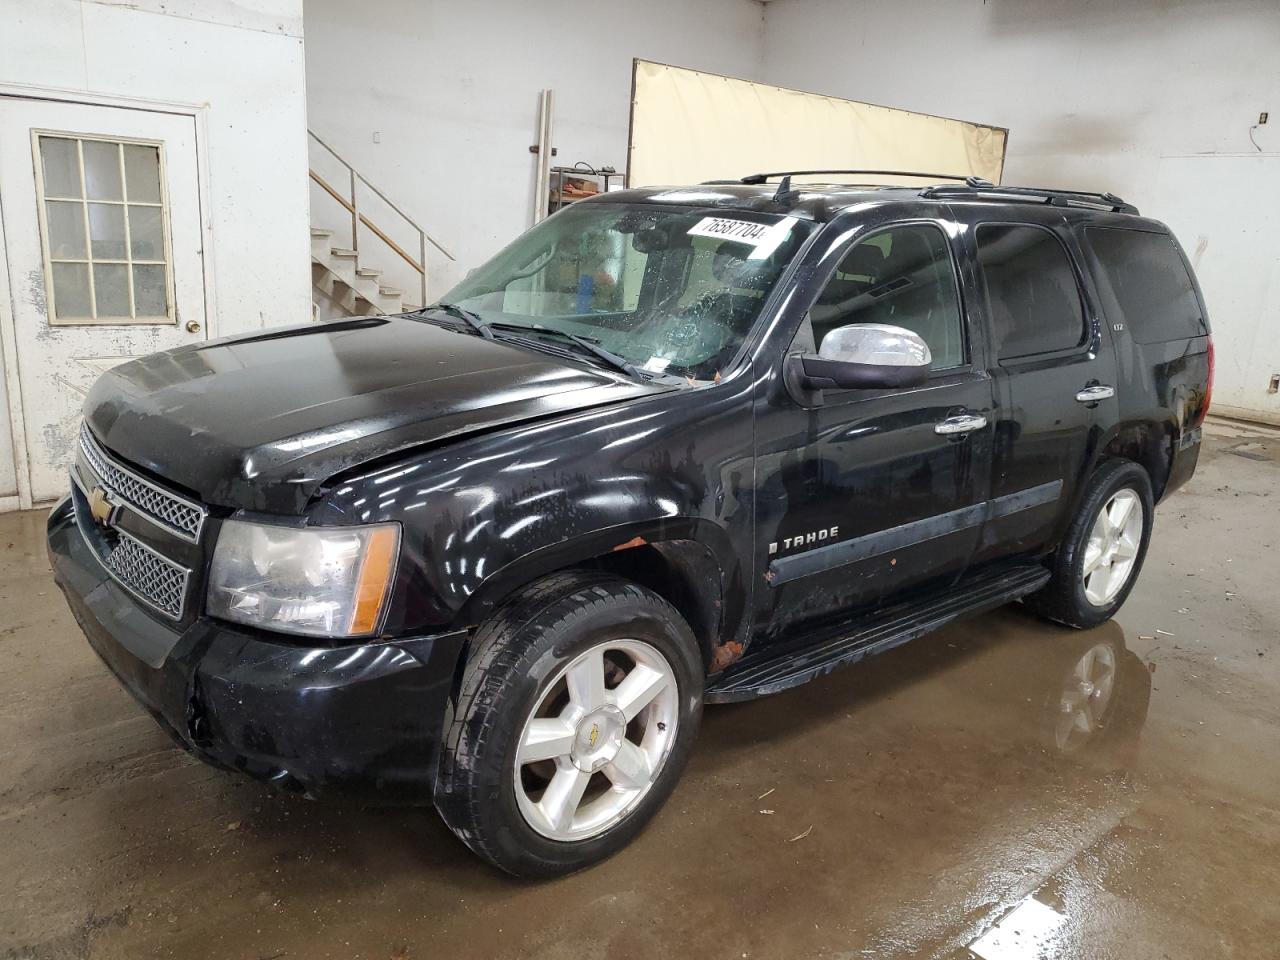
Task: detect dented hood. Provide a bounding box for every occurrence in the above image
[84,316,668,513]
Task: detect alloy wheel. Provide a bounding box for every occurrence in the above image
[1081,488,1143,606]
[513,638,679,842]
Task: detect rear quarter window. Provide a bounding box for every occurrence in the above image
[1084,227,1206,344]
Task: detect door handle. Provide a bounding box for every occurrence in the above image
[934,413,988,436]
[1075,384,1115,403]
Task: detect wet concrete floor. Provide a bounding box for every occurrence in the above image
[3,426,1279,959]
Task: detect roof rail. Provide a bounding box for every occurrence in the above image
[918,183,1139,215]
[736,170,985,185]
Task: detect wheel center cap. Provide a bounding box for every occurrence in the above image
[571,705,627,772]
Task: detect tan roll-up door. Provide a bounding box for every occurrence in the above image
[627,59,1007,188]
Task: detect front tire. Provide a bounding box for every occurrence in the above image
[435,572,703,878]
[1024,459,1154,629]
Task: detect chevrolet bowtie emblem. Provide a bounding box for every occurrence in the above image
[88,485,118,527]
[588,723,600,748]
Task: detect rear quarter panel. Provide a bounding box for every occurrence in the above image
[1072,213,1211,501]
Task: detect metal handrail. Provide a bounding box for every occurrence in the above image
[308,129,454,307]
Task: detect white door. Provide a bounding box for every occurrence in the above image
[1149,154,1280,423]
[0,96,208,504]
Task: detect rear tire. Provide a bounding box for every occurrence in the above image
[1024,459,1154,629]
[435,572,703,878]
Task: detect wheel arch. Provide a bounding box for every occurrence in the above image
[1094,419,1173,500]
[451,518,741,671]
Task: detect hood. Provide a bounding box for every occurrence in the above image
[84,316,669,513]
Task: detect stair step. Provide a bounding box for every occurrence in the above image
[330,247,357,259]
[705,562,1051,703]
[356,268,383,278]
[310,228,333,237]
[378,286,403,297]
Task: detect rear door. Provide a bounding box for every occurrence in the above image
[952,207,1118,566]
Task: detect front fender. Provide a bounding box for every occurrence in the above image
[310,382,757,640]
[452,516,743,637]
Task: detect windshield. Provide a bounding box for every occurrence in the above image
[439,202,814,380]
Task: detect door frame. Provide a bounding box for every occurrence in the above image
[0,82,217,510]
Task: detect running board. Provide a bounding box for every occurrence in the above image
[705,564,1051,703]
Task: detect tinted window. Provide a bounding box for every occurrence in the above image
[1085,227,1205,344]
[976,224,1085,360]
[810,224,965,369]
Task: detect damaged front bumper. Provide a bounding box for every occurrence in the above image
[46,497,467,804]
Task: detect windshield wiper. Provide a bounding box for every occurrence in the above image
[491,323,642,380]
[425,302,493,339]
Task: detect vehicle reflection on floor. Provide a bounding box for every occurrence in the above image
[696,610,1153,959]
[948,620,1152,960]
[942,616,1150,768]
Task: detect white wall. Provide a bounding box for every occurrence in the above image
[761,0,1280,419]
[0,0,314,335]
[0,0,313,504]
[304,0,767,299]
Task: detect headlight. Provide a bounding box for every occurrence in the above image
[208,520,400,638]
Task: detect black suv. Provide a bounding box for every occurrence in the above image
[48,173,1213,877]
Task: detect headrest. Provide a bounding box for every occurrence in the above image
[844,243,886,279]
[879,231,930,276]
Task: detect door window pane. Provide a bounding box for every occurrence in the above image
[93,263,131,317]
[810,223,966,369]
[128,205,164,259]
[36,134,173,323]
[82,140,123,200]
[40,138,81,198]
[88,203,127,259]
[123,145,162,202]
[45,201,87,259]
[976,224,1085,360]
[51,262,91,319]
[133,264,167,316]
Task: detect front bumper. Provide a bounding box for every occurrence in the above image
[47,497,468,804]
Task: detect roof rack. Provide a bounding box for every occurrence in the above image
[735,169,985,185]
[918,184,1139,215]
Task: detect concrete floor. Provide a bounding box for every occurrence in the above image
[3,426,1280,960]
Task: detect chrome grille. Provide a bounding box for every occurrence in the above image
[79,424,206,541]
[102,529,189,620]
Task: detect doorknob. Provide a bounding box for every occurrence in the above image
[1075,384,1115,403]
[934,413,987,436]
[185,320,201,334]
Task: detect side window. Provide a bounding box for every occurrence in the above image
[975,224,1086,360]
[1084,227,1205,344]
[810,224,965,370]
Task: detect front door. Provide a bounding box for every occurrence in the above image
[0,96,208,504]
[751,217,995,646]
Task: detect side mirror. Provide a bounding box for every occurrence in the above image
[790,323,932,392]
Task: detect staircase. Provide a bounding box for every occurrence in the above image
[310,230,407,315]
[307,130,453,319]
